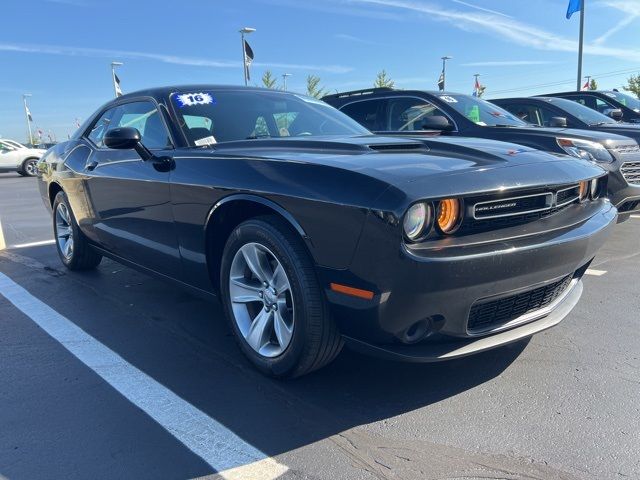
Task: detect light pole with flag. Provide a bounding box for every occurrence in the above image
[239,27,256,86]
[438,56,452,91]
[566,0,585,91]
[22,93,33,146]
[111,61,123,97]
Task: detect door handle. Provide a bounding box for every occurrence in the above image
[85,160,99,171]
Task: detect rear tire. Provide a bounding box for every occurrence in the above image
[19,158,39,177]
[53,191,102,270]
[220,215,343,378]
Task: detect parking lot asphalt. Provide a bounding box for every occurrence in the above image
[0,172,639,480]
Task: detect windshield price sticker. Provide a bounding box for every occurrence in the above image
[175,92,215,107]
[194,135,217,146]
[439,95,458,103]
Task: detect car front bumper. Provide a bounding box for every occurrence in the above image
[318,199,617,361]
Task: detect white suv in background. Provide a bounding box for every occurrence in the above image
[0,139,46,177]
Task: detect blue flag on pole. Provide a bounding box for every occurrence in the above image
[566,0,582,19]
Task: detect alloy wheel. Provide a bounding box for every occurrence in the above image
[24,160,38,176]
[55,203,74,260]
[229,242,295,358]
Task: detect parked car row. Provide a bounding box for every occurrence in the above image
[323,88,640,222]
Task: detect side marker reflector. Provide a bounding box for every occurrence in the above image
[330,283,375,300]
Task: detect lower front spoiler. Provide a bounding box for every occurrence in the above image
[343,280,583,363]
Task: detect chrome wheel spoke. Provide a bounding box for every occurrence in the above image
[56,225,71,239]
[241,244,272,284]
[271,263,290,295]
[273,309,293,348]
[55,203,74,260]
[230,277,263,304]
[245,309,273,353]
[64,236,74,257]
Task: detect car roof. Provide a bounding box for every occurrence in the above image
[115,84,294,102]
[323,88,465,103]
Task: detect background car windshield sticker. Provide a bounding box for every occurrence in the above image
[439,95,458,103]
[175,92,215,108]
[194,135,217,146]
[467,105,481,123]
[490,111,506,117]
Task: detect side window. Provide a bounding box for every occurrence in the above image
[595,98,616,114]
[500,104,541,125]
[534,105,560,126]
[340,100,383,131]
[87,108,115,148]
[109,101,171,149]
[385,97,448,131]
[570,95,597,110]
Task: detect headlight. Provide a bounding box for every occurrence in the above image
[557,138,614,163]
[436,198,463,234]
[403,202,432,241]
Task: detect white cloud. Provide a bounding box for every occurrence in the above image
[0,42,353,74]
[334,33,379,45]
[461,60,559,67]
[346,0,640,62]
[451,0,512,18]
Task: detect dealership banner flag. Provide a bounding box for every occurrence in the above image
[582,80,590,90]
[566,0,582,19]
[244,40,254,81]
[437,71,445,91]
[113,72,123,97]
[25,105,33,122]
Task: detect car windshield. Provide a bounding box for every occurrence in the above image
[170,89,369,146]
[437,94,527,127]
[548,98,616,125]
[603,91,640,112]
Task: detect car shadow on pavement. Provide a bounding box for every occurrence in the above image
[0,247,528,478]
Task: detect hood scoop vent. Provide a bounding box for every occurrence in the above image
[367,143,428,154]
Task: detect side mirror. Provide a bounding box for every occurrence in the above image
[549,116,568,128]
[419,115,454,131]
[104,127,153,160]
[605,108,623,121]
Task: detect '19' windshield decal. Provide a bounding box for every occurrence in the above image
[175,92,215,107]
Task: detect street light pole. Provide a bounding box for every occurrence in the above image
[239,27,256,86]
[111,61,123,97]
[441,56,452,90]
[22,94,33,146]
[282,73,292,91]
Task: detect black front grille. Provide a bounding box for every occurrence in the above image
[556,186,580,205]
[467,275,574,333]
[459,203,571,235]
[621,162,640,185]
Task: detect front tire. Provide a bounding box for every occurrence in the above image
[53,192,102,270]
[220,216,343,378]
[18,158,39,177]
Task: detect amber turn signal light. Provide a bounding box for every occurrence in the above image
[436,198,462,234]
[578,181,589,202]
[330,283,375,300]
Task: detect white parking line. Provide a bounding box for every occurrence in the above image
[631,215,640,219]
[0,272,287,480]
[585,269,607,276]
[8,239,55,249]
[0,218,6,250]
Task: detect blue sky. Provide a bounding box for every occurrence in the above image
[1,0,639,142]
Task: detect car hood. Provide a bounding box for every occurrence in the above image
[588,124,640,142]
[207,135,605,193]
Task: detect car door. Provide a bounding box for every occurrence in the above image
[82,99,181,277]
[0,141,19,168]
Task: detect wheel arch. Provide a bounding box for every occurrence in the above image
[204,194,312,291]
[48,182,63,207]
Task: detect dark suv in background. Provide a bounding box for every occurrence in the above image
[323,88,640,221]
[543,90,640,124]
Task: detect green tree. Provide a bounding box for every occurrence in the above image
[262,70,278,89]
[373,70,395,88]
[624,74,640,98]
[589,78,598,90]
[306,75,327,98]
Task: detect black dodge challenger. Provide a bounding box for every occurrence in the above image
[38,86,616,378]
